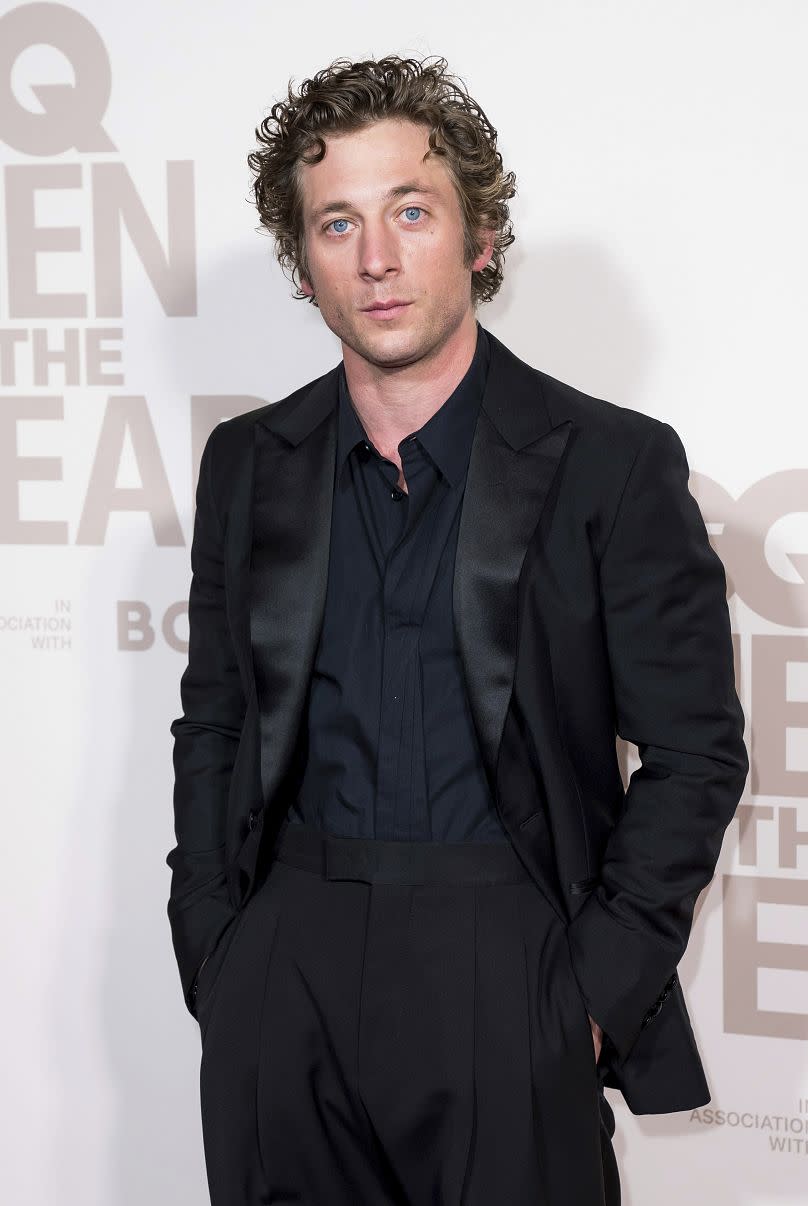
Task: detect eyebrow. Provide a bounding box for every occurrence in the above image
[309,182,442,224]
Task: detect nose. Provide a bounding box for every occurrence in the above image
[357,218,401,280]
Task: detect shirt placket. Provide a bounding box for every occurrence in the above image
[374,440,437,840]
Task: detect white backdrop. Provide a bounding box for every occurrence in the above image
[2,2,806,1203]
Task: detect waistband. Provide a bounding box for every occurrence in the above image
[270,819,533,886]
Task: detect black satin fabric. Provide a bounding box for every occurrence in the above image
[287,320,509,843]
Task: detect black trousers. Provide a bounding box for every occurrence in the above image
[197,820,620,1205]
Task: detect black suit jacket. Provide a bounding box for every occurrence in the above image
[166,324,748,1115]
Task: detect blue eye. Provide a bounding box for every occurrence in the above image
[325,206,425,235]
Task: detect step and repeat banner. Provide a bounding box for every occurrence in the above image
[1,2,805,1204]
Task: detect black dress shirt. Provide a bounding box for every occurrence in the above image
[285,320,509,842]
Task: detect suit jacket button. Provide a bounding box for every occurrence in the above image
[247,809,257,831]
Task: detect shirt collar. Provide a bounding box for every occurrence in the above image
[336,320,491,488]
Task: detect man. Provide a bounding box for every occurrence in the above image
[166,54,748,1205]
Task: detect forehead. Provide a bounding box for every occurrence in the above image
[299,118,452,215]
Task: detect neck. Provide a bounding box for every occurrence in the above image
[342,311,479,460]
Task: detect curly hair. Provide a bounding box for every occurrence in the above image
[246,54,516,309]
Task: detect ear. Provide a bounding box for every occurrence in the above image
[472,227,496,273]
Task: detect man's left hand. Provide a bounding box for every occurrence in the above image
[588,1014,603,1064]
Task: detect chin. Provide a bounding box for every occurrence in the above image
[361,341,423,371]
[354,316,418,345]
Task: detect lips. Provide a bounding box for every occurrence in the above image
[363,301,410,311]
[362,301,412,319]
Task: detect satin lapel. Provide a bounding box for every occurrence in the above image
[453,329,574,793]
[249,366,340,809]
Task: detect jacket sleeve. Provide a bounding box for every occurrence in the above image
[565,419,748,1064]
[165,422,243,1016]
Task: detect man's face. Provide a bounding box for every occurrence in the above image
[297,117,493,369]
